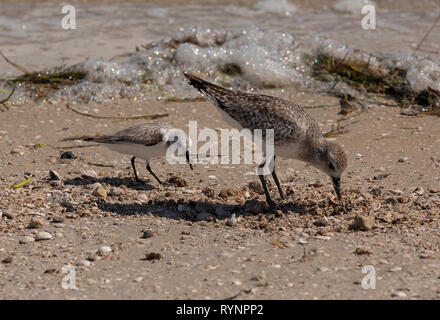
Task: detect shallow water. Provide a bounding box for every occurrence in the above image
[1,1,439,103]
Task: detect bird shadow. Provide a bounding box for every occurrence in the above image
[63,176,156,191]
[94,195,312,223]
[96,198,245,222]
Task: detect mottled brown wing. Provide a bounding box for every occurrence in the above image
[184,72,321,142]
[223,93,322,142]
[91,123,170,146]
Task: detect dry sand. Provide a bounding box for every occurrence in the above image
[0,91,439,299]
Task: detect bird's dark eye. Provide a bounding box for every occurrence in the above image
[328,162,335,170]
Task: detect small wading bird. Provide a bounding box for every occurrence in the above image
[184,71,347,208]
[63,123,192,185]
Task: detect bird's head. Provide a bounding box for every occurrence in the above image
[310,140,347,200]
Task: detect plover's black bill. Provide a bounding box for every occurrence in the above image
[331,176,342,200]
[186,150,193,171]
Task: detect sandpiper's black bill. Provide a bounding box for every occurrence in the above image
[332,176,341,200]
[185,150,193,170]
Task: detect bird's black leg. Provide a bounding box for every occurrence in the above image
[146,162,163,185]
[258,160,276,209]
[131,156,142,182]
[271,156,285,200]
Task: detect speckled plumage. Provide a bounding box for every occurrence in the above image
[184,72,322,146]
[184,71,348,205]
[86,123,172,146]
[71,122,192,184]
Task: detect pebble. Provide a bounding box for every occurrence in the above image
[109,187,123,196]
[30,217,45,229]
[81,169,98,179]
[226,214,237,226]
[60,151,76,159]
[318,266,329,272]
[208,175,217,180]
[98,246,112,256]
[4,211,18,219]
[52,192,73,207]
[10,146,25,155]
[371,200,381,211]
[49,170,61,181]
[145,252,162,261]
[75,259,91,267]
[389,267,402,272]
[167,176,188,187]
[398,157,408,163]
[92,185,107,198]
[313,219,328,227]
[391,291,407,298]
[52,216,65,223]
[142,230,154,239]
[218,188,235,199]
[349,215,375,231]
[309,180,323,188]
[19,236,35,244]
[355,246,373,255]
[35,231,52,241]
[251,273,268,284]
[370,187,382,196]
[400,107,419,116]
[87,250,98,261]
[373,173,390,180]
[2,257,13,264]
[137,194,148,203]
[49,180,62,187]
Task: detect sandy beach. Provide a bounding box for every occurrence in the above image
[0,0,439,299]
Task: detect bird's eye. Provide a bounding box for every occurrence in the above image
[328,162,335,170]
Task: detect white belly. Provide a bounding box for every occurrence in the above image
[104,143,167,162]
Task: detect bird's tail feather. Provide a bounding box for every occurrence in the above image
[183,71,235,107]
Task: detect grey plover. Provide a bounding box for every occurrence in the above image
[66,123,192,185]
[184,71,347,207]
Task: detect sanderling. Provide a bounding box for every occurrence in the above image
[66,123,192,185]
[184,71,347,207]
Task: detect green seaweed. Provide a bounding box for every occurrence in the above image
[8,68,86,87]
[308,53,439,116]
